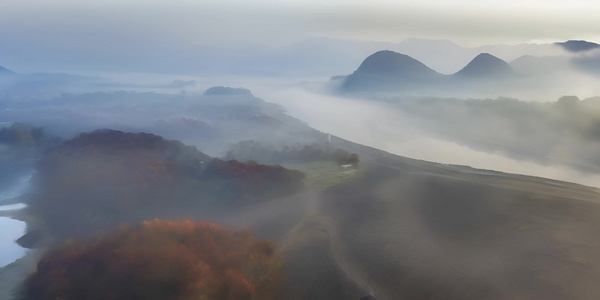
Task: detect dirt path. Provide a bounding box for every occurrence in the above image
[277,189,385,299]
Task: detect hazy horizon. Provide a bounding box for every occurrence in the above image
[2,0,599,74]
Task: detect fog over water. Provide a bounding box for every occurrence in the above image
[0,216,26,267]
[255,86,600,186]
[52,71,598,188]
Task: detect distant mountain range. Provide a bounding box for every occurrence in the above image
[556,40,600,53]
[339,51,517,94]
[2,37,598,78]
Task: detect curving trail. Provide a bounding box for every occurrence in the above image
[276,189,386,300]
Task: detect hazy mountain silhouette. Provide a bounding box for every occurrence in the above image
[272,37,562,77]
[349,50,442,79]
[572,52,600,75]
[340,50,444,93]
[203,86,254,97]
[453,53,515,78]
[556,40,600,53]
[509,55,570,75]
[338,51,516,94]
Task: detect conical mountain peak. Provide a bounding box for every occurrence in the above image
[354,50,441,78]
[454,53,514,78]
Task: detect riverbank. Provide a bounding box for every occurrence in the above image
[0,250,41,300]
[0,172,34,268]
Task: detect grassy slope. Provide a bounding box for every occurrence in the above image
[278,136,600,299]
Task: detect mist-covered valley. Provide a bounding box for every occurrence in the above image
[4,64,599,186]
[3,5,600,298]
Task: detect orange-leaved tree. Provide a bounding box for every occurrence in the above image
[18,219,282,300]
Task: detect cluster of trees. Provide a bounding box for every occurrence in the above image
[18,219,282,300]
[225,140,359,166]
[26,130,304,242]
[0,123,60,158]
[0,123,41,148]
[206,159,304,199]
[0,123,61,190]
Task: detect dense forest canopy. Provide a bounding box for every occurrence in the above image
[18,220,282,300]
[24,130,304,244]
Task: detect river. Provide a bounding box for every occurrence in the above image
[0,174,32,268]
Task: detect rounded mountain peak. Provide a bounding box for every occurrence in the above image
[454,53,514,78]
[354,50,440,78]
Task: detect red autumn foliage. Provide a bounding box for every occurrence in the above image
[206,159,304,198]
[27,130,304,241]
[18,220,283,300]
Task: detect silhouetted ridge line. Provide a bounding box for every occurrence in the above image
[453,53,514,78]
[556,40,600,53]
[338,51,515,94]
[340,50,443,93]
[352,50,442,78]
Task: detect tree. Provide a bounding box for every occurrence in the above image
[18,220,283,300]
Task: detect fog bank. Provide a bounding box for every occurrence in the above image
[246,84,600,187]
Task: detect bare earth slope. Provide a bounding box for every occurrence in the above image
[277,137,600,299]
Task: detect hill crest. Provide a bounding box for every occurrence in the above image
[453,53,514,78]
[556,40,600,53]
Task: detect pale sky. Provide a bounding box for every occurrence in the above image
[1,0,599,71]
[3,0,599,45]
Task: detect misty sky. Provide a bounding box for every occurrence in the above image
[2,0,599,72]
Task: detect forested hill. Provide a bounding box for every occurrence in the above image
[24,129,304,244]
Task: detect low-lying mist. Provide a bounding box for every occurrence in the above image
[3,71,600,187]
[242,83,600,187]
